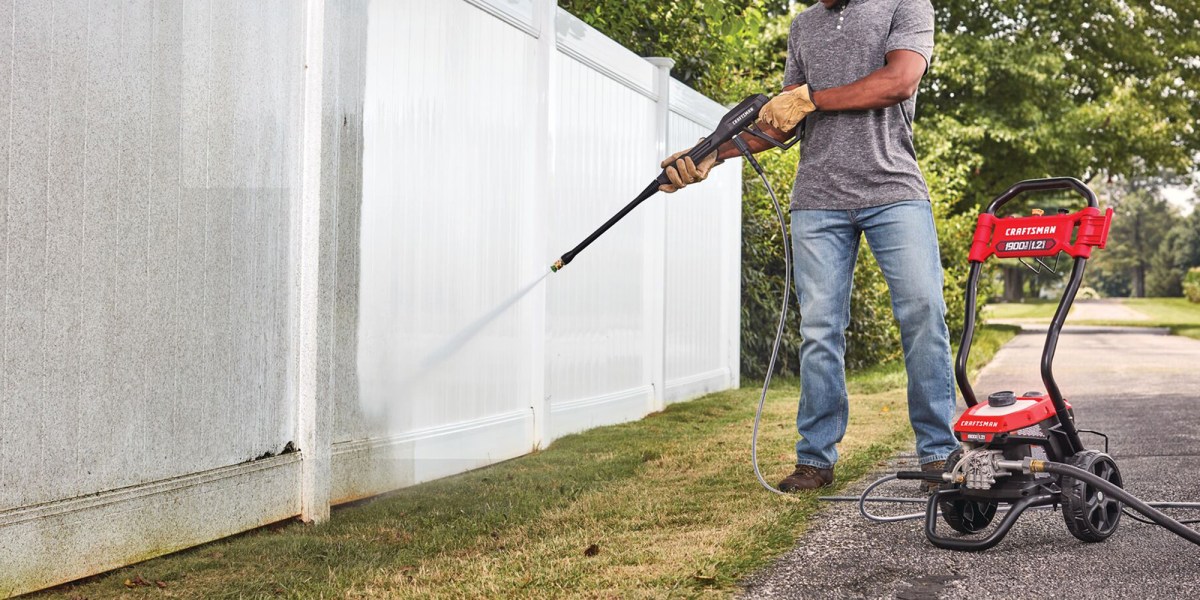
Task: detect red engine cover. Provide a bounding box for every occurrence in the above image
[954,394,1068,443]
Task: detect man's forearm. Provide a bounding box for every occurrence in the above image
[810,71,914,111]
[809,50,926,112]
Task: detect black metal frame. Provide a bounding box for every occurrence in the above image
[954,177,1098,455]
[925,489,1058,551]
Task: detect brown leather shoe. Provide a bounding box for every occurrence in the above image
[778,464,834,492]
[920,460,947,493]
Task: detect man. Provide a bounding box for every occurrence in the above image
[660,0,957,491]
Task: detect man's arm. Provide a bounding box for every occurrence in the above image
[716,49,926,160]
[810,49,927,111]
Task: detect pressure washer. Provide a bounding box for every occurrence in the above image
[548,93,1200,550]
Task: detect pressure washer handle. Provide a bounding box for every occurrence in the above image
[984,177,1098,215]
[653,137,722,186]
[652,94,770,186]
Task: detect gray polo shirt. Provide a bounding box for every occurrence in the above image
[783,0,935,210]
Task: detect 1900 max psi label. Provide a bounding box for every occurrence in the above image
[998,238,1054,253]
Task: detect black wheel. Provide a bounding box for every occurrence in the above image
[939,448,1000,534]
[1061,450,1122,542]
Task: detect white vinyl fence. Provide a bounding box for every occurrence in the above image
[0,0,740,595]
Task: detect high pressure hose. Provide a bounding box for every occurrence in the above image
[1032,460,1200,546]
[736,138,799,499]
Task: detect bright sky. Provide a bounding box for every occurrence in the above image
[1163,184,1197,216]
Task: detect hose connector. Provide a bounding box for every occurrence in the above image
[995,456,1045,474]
[551,259,564,273]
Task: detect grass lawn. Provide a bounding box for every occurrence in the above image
[981,298,1059,321]
[1093,298,1200,341]
[985,297,1200,341]
[36,326,1017,600]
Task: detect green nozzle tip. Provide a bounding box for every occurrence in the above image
[551,259,564,272]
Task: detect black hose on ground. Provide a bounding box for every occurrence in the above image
[1040,460,1200,546]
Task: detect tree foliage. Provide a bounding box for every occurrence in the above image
[557,0,791,95]
[1086,187,1178,297]
[1184,268,1200,304]
[924,0,1200,211]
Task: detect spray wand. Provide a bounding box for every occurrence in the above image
[550,93,795,272]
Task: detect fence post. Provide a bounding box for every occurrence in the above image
[645,58,674,412]
[528,0,555,449]
[296,0,330,524]
[725,163,742,390]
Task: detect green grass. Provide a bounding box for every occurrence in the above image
[985,297,1200,341]
[1074,297,1200,340]
[982,298,1059,321]
[37,326,1017,600]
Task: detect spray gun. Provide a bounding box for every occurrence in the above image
[550,93,797,272]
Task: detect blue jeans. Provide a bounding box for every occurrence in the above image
[791,200,958,468]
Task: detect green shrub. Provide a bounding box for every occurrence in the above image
[740,152,803,379]
[1184,268,1200,303]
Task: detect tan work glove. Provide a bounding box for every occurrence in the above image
[659,138,722,193]
[758,84,817,133]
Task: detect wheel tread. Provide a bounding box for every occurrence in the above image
[1061,450,1122,543]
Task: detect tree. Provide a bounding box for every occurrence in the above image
[1147,205,1200,296]
[1087,185,1179,297]
[925,1,1200,213]
[556,0,791,99]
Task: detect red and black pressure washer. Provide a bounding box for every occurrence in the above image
[895,178,1200,550]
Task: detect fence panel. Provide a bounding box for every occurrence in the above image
[344,0,543,499]
[0,1,307,594]
[664,81,743,402]
[544,20,660,437]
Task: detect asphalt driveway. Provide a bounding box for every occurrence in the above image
[740,325,1200,599]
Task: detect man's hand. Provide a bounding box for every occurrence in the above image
[758,84,817,133]
[659,138,721,193]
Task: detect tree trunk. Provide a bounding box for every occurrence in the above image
[1003,265,1025,301]
[1133,263,1146,298]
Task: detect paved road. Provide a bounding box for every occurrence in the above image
[1069,298,1150,321]
[741,326,1200,599]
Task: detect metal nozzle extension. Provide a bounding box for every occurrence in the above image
[551,259,564,273]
